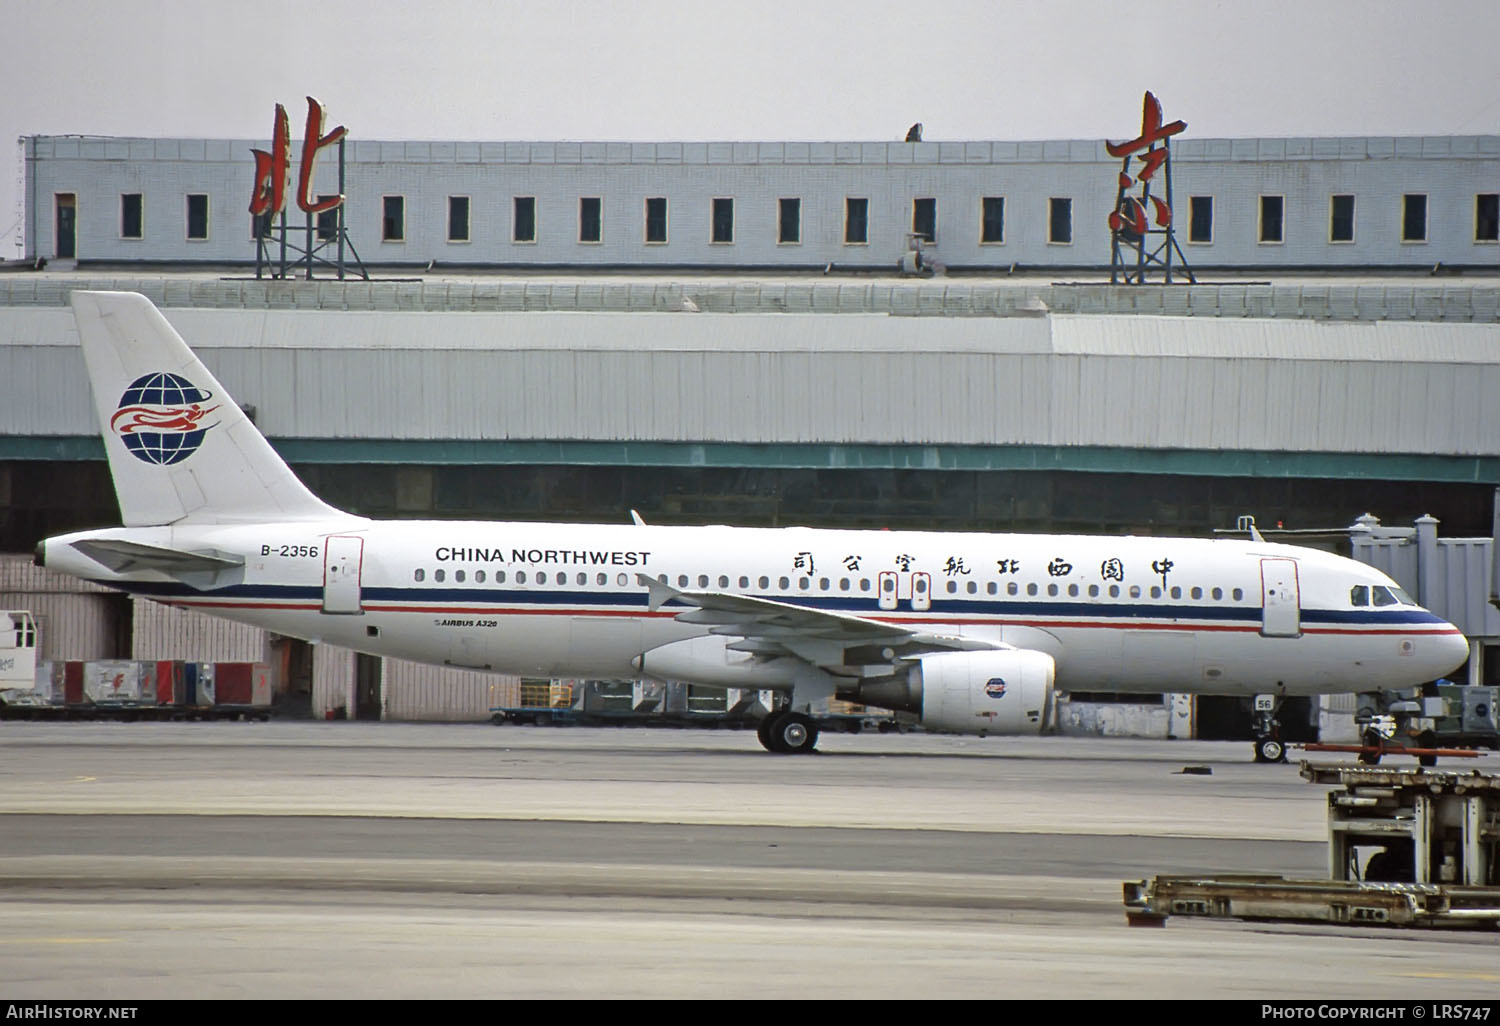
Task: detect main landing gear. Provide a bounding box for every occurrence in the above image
[757,710,820,754]
[1250,694,1288,764]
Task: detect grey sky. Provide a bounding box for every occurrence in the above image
[6,0,1498,256]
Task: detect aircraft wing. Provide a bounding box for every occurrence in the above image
[69,538,245,575]
[636,573,1004,665]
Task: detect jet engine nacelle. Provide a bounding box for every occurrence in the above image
[909,650,1056,735]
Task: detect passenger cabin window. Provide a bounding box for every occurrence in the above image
[1351,585,1370,607]
[414,569,425,582]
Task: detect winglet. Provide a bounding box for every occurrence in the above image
[630,509,647,526]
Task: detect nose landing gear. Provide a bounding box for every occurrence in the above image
[1251,695,1288,764]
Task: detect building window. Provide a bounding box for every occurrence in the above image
[382,196,404,242]
[912,197,936,243]
[644,197,667,244]
[579,197,602,243]
[1259,195,1284,243]
[1188,196,1212,243]
[711,197,734,243]
[186,194,209,240]
[1402,193,1427,242]
[448,196,470,243]
[1048,197,1072,244]
[1329,194,1355,243]
[778,198,800,244]
[251,211,272,240]
[316,197,339,242]
[513,197,536,243]
[844,197,868,245]
[120,194,143,240]
[980,197,1004,244]
[1478,194,1499,243]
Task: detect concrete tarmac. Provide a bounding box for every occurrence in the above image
[0,722,1495,1000]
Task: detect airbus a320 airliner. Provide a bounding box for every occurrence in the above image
[37,292,1469,758]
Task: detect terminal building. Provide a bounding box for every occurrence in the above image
[18,132,1500,272]
[3,126,1499,733]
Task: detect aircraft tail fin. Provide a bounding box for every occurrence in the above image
[71,290,346,527]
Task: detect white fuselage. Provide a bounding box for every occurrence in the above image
[44,518,1470,699]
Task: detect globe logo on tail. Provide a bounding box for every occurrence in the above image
[110,372,222,465]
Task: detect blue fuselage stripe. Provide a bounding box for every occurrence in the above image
[103,580,1451,627]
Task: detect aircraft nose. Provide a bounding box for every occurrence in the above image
[1430,624,1470,678]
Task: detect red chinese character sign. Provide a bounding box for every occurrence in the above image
[1107,92,1194,284]
[248,97,366,281]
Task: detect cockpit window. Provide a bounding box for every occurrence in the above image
[1390,586,1416,606]
[1372,586,1400,607]
[1350,585,1369,607]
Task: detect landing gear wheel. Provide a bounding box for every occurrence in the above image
[761,711,819,754]
[1358,727,1384,765]
[756,714,778,752]
[1254,738,1287,764]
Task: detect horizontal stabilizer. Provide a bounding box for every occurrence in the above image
[70,538,245,574]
